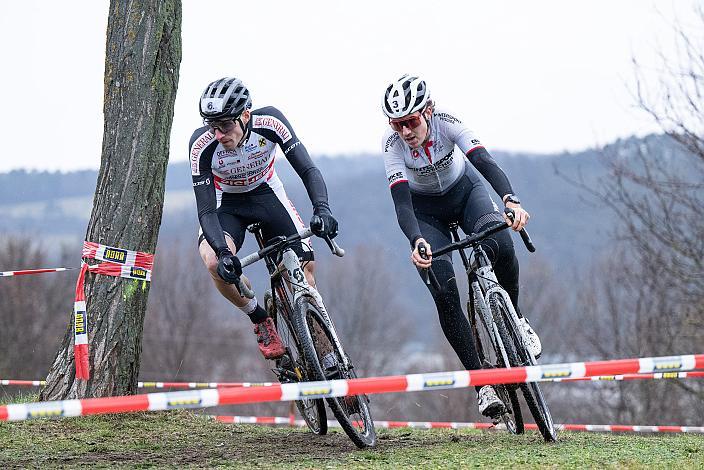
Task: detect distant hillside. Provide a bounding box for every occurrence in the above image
[0,133,682,339]
[0,139,616,264]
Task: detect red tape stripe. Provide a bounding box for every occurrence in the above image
[0,267,72,277]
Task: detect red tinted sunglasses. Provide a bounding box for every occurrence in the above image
[389,115,422,132]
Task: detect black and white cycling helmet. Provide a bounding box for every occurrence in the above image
[199,77,252,122]
[382,74,430,119]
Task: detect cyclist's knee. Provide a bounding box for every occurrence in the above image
[303,261,316,287]
[199,240,219,274]
[478,224,515,265]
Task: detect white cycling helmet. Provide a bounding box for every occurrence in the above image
[382,74,431,119]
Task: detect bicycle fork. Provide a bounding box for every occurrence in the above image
[474,264,531,365]
[281,249,351,370]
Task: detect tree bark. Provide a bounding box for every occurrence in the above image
[40,0,182,400]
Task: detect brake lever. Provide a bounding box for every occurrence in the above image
[323,235,345,257]
[236,278,256,299]
[503,208,536,253]
[418,242,441,291]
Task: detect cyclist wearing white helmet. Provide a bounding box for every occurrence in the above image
[190,77,338,360]
[380,74,541,418]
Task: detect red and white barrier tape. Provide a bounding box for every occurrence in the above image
[0,267,73,277]
[73,241,154,380]
[0,380,276,389]
[82,241,154,271]
[0,380,46,386]
[73,263,89,380]
[2,371,702,389]
[137,381,276,389]
[212,415,704,434]
[0,353,701,422]
[216,414,297,426]
[560,371,704,382]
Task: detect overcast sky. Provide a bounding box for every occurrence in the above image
[0,0,699,172]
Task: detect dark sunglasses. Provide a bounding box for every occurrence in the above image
[208,119,238,134]
[389,115,422,132]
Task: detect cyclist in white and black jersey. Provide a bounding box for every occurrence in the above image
[381,74,542,419]
[190,77,338,360]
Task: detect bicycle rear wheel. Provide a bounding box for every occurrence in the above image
[293,295,377,448]
[267,289,327,435]
[489,293,557,442]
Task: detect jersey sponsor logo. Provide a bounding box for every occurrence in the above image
[247,151,268,160]
[471,138,481,146]
[217,149,237,158]
[384,133,400,152]
[411,151,454,176]
[412,149,420,159]
[215,159,275,187]
[388,171,405,184]
[436,112,461,125]
[190,131,215,176]
[243,143,258,152]
[284,141,301,154]
[253,115,292,143]
[258,137,266,147]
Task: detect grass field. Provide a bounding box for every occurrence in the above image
[1,410,703,468]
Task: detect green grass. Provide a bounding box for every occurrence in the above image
[0,411,702,468]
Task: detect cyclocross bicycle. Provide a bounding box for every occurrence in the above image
[421,209,557,442]
[234,224,377,448]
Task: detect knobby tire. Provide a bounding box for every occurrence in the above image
[292,295,377,448]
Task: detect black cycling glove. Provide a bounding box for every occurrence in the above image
[310,203,338,239]
[216,249,242,284]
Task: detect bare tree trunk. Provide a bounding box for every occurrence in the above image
[41,0,182,400]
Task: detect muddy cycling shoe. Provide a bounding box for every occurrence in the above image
[518,317,542,359]
[253,317,285,359]
[477,385,506,419]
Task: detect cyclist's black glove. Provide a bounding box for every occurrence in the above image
[216,249,242,284]
[310,203,338,239]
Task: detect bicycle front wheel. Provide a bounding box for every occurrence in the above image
[468,299,524,434]
[292,295,377,448]
[489,293,557,442]
[267,289,327,435]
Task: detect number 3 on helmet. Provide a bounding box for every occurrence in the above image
[381,74,431,119]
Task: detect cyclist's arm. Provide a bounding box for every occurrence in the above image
[390,181,423,248]
[189,128,229,255]
[383,132,422,247]
[440,111,514,200]
[256,106,330,212]
[466,147,514,199]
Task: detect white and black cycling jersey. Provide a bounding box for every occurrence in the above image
[382,108,515,247]
[189,106,328,255]
[382,108,496,195]
[190,106,306,193]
